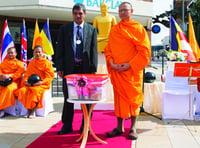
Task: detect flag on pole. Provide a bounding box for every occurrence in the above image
[21,19,27,67]
[40,18,54,55]
[0,20,15,63]
[170,16,179,51]
[32,20,42,49]
[170,16,196,61]
[189,13,200,61]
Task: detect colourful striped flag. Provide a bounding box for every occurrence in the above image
[170,16,196,61]
[21,19,27,67]
[170,16,178,51]
[189,13,200,61]
[40,18,54,55]
[32,20,42,49]
[0,20,15,63]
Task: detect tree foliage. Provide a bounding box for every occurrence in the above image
[152,0,200,27]
[188,0,200,24]
[152,0,200,44]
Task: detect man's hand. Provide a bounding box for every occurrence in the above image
[57,71,64,78]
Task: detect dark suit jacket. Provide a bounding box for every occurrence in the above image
[56,22,97,75]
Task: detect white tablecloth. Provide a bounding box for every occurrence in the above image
[143,82,200,117]
[97,52,114,101]
[143,82,165,115]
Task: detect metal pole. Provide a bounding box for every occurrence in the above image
[162,52,164,75]
[182,0,185,32]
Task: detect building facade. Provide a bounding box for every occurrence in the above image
[0,0,153,61]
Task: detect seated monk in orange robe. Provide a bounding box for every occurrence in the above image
[0,47,25,118]
[105,2,151,140]
[15,45,54,118]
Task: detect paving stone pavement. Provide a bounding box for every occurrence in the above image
[0,97,200,148]
[1,60,200,148]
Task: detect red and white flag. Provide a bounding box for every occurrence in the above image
[0,20,15,63]
[170,16,196,61]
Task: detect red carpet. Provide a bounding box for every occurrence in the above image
[26,110,132,148]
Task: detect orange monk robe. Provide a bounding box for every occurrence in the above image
[15,58,54,109]
[0,59,25,110]
[104,20,151,118]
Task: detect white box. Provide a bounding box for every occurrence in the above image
[65,74,109,101]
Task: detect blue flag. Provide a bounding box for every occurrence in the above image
[170,16,178,51]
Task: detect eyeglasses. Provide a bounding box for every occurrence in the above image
[118,9,131,13]
[73,12,84,16]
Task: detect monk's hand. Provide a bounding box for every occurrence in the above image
[110,62,120,71]
[4,74,11,79]
[25,81,31,87]
[0,74,11,80]
[118,63,130,72]
[0,75,3,81]
[57,71,64,78]
[33,81,43,86]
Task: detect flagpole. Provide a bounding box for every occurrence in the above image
[182,0,185,33]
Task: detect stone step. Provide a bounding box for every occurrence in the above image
[51,86,63,92]
[52,92,64,97]
[51,71,64,96]
[52,80,62,85]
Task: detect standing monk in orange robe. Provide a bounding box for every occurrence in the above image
[15,45,54,118]
[0,47,25,118]
[105,2,151,140]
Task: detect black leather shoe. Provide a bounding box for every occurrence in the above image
[57,129,73,135]
[106,128,124,137]
[80,126,83,133]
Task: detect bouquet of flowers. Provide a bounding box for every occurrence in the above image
[166,50,187,61]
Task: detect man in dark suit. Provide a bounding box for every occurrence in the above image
[55,3,97,135]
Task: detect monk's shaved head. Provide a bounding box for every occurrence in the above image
[33,45,43,51]
[7,47,17,60]
[119,2,132,8]
[33,45,43,60]
[7,47,16,53]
